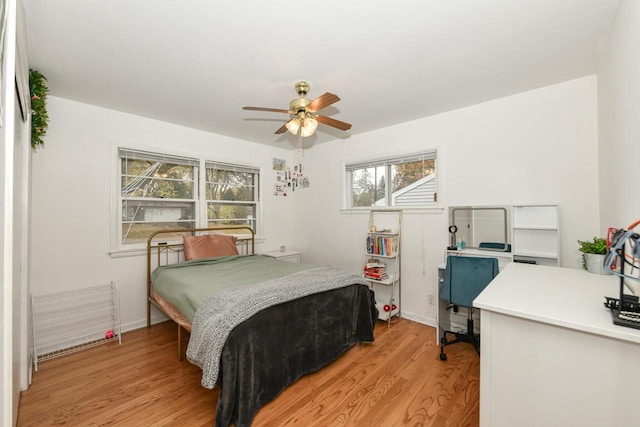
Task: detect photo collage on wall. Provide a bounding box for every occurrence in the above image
[273,158,309,197]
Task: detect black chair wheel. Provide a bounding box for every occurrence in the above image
[439,352,447,361]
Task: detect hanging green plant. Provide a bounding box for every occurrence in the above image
[29,69,49,149]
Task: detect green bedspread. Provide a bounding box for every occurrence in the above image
[151,254,310,322]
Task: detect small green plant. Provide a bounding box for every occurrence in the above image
[578,237,607,270]
[577,237,607,254]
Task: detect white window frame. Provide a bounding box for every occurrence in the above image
[205,161,260,234]
[110,145,261,255]
[344,150,438,210]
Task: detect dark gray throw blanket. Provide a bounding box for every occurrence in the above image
[187,265,369,388]
[186,265,378,427]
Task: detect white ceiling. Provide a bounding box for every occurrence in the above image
[24,0,620,150]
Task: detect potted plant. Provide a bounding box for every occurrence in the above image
[577,237,610,274]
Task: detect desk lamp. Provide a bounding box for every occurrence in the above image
[447,225,458,250]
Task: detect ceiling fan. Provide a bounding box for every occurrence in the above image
[242,81,352,137]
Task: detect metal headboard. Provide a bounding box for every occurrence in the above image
[146,225,255,328]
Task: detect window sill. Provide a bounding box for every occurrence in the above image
[109,248,147,258]
[340,207,444,215]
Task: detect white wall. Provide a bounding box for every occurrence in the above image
[598,0,640,231]
[295,76,600,325]
[29,78,601,330]
[30,96,296,331]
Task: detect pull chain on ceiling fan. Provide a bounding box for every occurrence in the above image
[242,81,352,138]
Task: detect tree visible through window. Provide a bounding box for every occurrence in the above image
[206,162,259,233]
[347,151,437,208]
[351,166,386,207]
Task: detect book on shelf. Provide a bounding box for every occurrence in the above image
[364,272,388,281]
[366,235,398,256]
[365,259,386,268]
[363,259,388,280]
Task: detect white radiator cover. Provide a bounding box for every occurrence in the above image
[31,282,121,370]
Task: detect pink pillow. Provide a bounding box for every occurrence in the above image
[183,234,239,261]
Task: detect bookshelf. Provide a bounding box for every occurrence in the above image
[364,210,402,327]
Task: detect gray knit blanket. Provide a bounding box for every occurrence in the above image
[186,265,368,389]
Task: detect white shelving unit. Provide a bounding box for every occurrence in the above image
[512,204,559,266]
[364,210,402,327]
[32,282,121,370]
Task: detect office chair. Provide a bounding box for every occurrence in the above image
[439,255,499,361]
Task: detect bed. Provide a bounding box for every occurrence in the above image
[146,226,378,427]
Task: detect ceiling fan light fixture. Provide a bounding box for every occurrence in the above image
[243,82,352,138]
[286,118,300,135]
[300,117,318,137]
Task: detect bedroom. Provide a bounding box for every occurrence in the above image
[2,0,639,425]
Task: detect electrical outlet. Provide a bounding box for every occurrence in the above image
[428,295,434,305]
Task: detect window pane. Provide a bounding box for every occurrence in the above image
[207,169,254,185]
[391,159,435,192]
[390,158,436,206]
[346,151,437,208]
[122,200,196,244]
[351,166,386,207]
[205,165,259,235]
[122,200,195,222]
[206,182,256,201]
[206,169,256,201]
[122,159,194,199]
[121,221,195,245]
[208,203,255,221]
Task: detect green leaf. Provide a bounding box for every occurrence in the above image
[29,69,50,149]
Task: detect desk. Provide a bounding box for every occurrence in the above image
[474,263,640,427]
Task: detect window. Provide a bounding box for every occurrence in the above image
[205,161,259,232]
[346,151,437,208]
[116,148,260,250]
[119,148,198,246]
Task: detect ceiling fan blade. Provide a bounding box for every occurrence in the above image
[243,106,291,114]
[315,115,352,131]
[306,93,340,112]
[274,123,289,134]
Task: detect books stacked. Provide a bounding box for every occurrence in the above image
[364,259,388,281]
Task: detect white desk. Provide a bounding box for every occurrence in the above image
[474,263,640,427]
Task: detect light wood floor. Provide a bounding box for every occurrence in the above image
[17,318,479,426]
